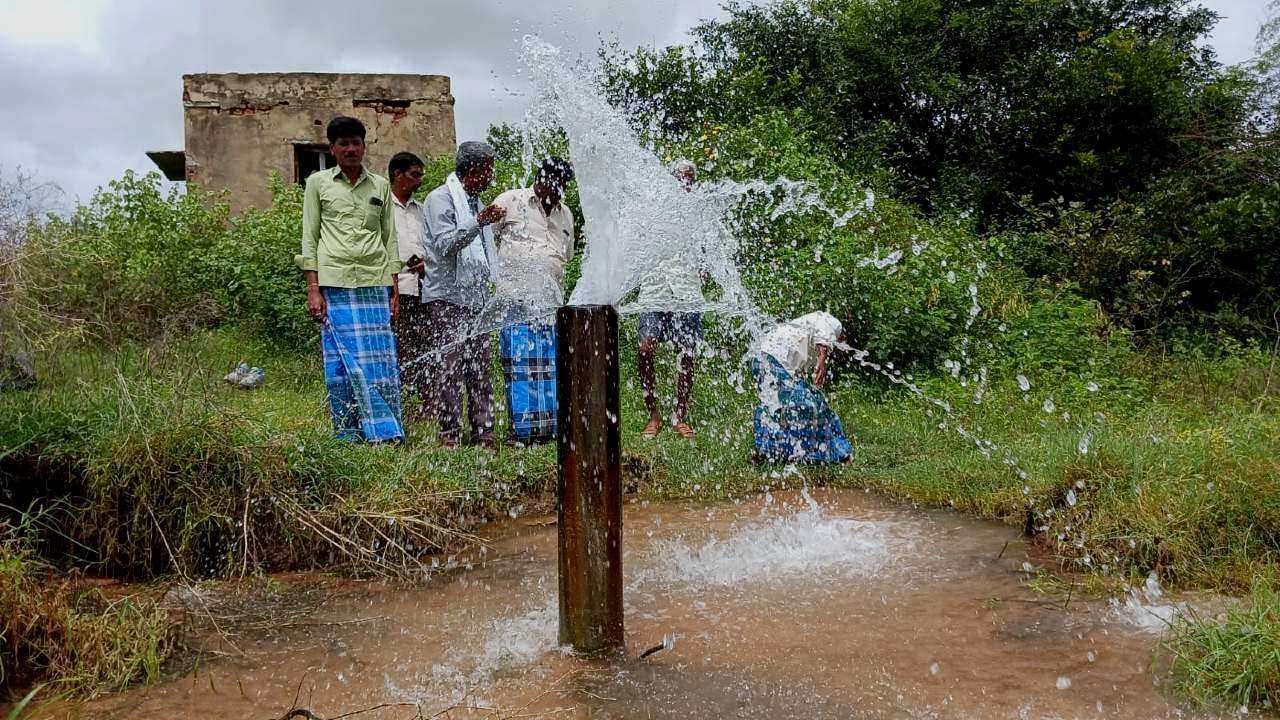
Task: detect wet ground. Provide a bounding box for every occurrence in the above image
[44,488,1214,719]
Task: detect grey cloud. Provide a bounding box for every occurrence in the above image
[2,0,727,204]
[1205,0,1269,64]
[0,0,1264,206]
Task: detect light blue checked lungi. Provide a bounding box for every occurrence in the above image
[750,354,852,464]
[499,322,558,443]
[321,286,404,443]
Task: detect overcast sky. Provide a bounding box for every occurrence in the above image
[0,0,1269,208]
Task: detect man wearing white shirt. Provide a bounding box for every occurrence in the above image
[490,158,577,313]
[490,157,576,445]
[637,160,704,440]
[388,152,430,421]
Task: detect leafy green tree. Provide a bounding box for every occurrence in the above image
[602,0,1234,220]
[601,0,1280,337]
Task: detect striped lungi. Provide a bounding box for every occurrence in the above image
[749,353,852,464]
[499,322,557,443]
[321,286,404,443]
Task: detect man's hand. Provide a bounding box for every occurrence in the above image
[405,257,426,277]
[307,285,326,323]
[813,345,830,389]
[476,204,506,227]
[390,288,400,322]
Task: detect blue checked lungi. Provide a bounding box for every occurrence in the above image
[321,286,404,443]
[499,322,557,443]
[749,354,852,464]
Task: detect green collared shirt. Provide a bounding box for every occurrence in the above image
[295,165,399,287]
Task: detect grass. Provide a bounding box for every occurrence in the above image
[0,327,555,582]
[840,351,1280,593]
[3,322,1276,589]
[1166,577,1280,710]
[0,321,1277,702]
[0,518,176,700]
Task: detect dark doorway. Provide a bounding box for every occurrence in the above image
[294,144,335,184]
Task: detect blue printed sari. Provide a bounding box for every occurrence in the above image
[749,354,852,464]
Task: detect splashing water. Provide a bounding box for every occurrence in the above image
[481,598,559,666]
[1110,572,1184,633]
[1078,432,1093,456]
[389,595,561,708]
[516,36,868,334]
[415,37,1104,543]
[519,38,754,316]
[643,490,916,587]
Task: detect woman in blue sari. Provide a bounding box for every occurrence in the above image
[750,311,853,464]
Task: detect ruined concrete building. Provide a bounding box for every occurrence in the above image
[148,73,456,212]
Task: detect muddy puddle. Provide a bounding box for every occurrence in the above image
[45,488,1215,719]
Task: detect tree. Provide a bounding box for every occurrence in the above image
[602,0,1233,221]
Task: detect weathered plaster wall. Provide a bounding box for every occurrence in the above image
[182,73,456,212]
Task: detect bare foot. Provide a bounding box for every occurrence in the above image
[674,421,697,439]
[642,417,662,439]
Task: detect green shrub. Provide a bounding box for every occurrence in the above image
[600,0,1280,339]
[22,172,318,350]
[205,176,311,347]
[27,171,230,343]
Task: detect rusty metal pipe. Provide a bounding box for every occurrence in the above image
[555,305,624,653]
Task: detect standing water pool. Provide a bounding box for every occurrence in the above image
[67,488,1215,720]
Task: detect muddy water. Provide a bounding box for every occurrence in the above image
[60,489,1211,719]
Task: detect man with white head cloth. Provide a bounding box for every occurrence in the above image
[420,141,506,449]
[489,157,577,446]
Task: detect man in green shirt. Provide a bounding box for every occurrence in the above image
[295,116,404,443]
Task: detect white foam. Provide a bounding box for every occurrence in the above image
[1110,573,1183,633]
[480,597,558,667]
[646,494,914,587]
[386,596,559,709]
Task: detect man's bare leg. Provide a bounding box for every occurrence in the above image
[674,350,696,439]
[638,337,662,438]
